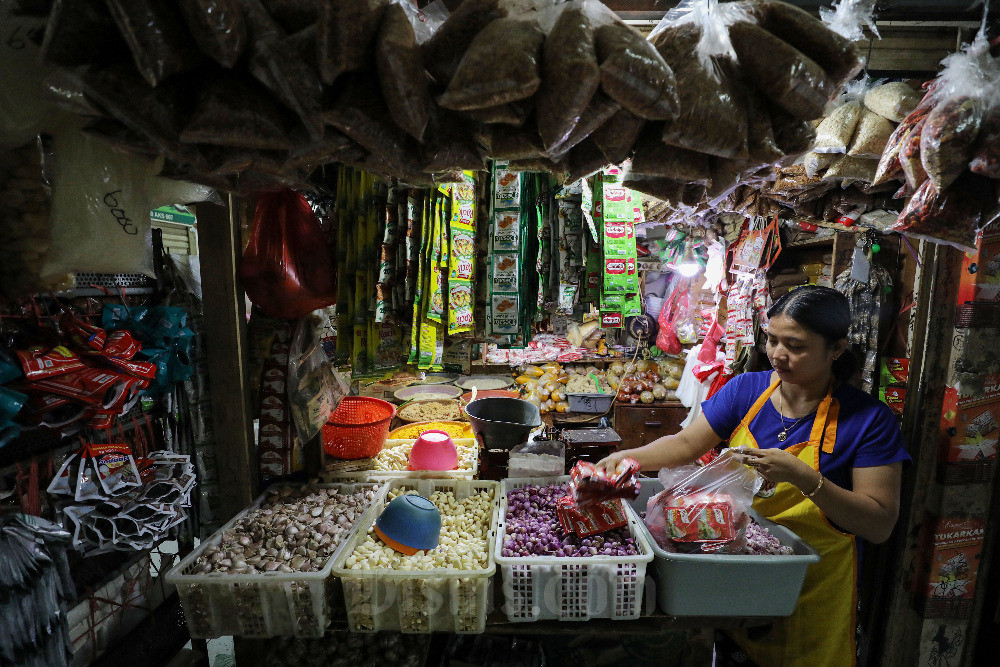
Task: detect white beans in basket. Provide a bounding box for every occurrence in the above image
[196,485,379,574]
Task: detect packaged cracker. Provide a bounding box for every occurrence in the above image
[449,280,474,334]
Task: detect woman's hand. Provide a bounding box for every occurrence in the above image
[595,449,631,475]
[734,447,819,490]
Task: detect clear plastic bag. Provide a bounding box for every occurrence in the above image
[288,315,339,448]
[317,0,389,85]
[631,125,712,184]
[864,81,922,123]
[759,0,865,86]
[920,96,984,192]
[671,290,698,345]
[644,449,761,554]
[438,17,545,111]
[104,0,202,87]
[590,108,645,164]
[814,100,862,154]
[889,172,989,252]
[970,110,1000,179]
[181,71,294,151]
[422,0,508,86]
[177,0,247,68]
[375,2,433,142]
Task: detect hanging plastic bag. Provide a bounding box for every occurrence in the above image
[287,315,341,448]
[889,172,990,252]
[656,289,681,355]
[376,2,435,142]
[671,289,699,345]
[644,448,761,554]
[240,189,337,319]
[0,6,55,147]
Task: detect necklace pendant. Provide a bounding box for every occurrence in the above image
[777,431,788,442]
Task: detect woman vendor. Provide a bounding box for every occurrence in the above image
[598,285,910,666]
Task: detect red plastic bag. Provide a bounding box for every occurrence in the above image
[240,189,337,319]
[656,290,681,355]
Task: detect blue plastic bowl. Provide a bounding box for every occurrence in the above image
[375,494,441,555]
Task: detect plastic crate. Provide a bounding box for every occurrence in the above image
[331,478,500,634]
[628,479,820,617]
[165,482,386,638]
[566,393,614,413]
[495,476,654,622]
[322,438,480,482]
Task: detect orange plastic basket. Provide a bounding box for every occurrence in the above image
[322,397,396,459]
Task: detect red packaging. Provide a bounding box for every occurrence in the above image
[956,226,1000,305]
[30,367,128,407]
[87,443,141,494]
[883,357,910,384]
[61,313,107,352]
[102,330,142,359]
[940,376,1000,465]
[663,499,737,543]
[100,355,157,380]
[911,516,985,618]
[556,495,628,538]
[16,345,85,380]
[570,458,641,508]
[883,386,906,416]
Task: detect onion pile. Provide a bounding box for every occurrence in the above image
[501,484,638,558]
[745,520,795,556]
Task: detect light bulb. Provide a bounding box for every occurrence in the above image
[677,262,701,277]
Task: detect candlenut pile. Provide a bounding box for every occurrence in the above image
[195,484,379,574]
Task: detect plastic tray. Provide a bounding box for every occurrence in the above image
[331,478,500,634]
[322,438,480,481]
[566,393,614,413]
[165,482,386,638]
[628,479,820,617]
[495,476,654,622]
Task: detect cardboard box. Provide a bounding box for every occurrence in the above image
[912,517,984,619]
[956,228,1000,305]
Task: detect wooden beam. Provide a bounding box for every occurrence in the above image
[198,195,257,520]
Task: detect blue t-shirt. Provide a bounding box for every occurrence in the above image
[702,371,911,493]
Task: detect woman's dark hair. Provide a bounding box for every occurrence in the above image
[766,286,858,382]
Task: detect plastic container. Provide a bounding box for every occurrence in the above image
[465,397,541,451]
[165,482,387,638]
[322,397,396,459]
[332,478,500,634]
[375,494,442,554]
[628,479,820,617]
[394,384,464,402]
[566,392,614,413]
[408,430,459,471]
[495,476,654,622]
[321,438,479,481]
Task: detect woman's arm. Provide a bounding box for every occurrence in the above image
[597,413,724,472]
[736,448,902,543]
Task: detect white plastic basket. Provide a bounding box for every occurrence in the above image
[165,482,386,638]
[495,476,654,622]
[322,438,480,482]
[331,478,500,634]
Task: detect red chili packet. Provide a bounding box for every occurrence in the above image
[60,313,107,352]
[664,502,736,542]
[570,458,641,508]
[16,346,85,380]
[556,495,628,538]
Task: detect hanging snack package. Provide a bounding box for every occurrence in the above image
[644,449,761,554]
[536,2,600,153]
[890,173,989,252]
[104,0,202,87]
[591,3,678,121]
[814,100,862,153]
[422,0,508,86]
[650,14,748,161]
[970,111,1000,179]
[89,443,142,495]
[438,17,545,112]
[728,20,833,121]
[546,91,621,161]
[864,81,922,123]
[423,110,487,172]
[249,26,325,142]
[377,2,433,142]
[920,97,983,192]
[177,0,247,68]
[317,0,389,85]
[899,117,928,192]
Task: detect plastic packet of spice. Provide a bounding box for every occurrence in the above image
[970,111,1000,179]
[729,21,833,121]
[104,0,202,87]
[814,100,862,153]
[15,345,84,380]
[377,3,432,142]
[920,96,984,193]
[467,103,529,126]
[536,3,600,152]
[75,455,104,501]
[438,17,545,112]
[422,110,486,172]
[769,104,817,156]
[848,108,895,159]
[631,125,712,184]
[590,108,645,164]
[317,0,389,85]
[46,452,79,497]
[180,72,294,150]
[546,91,621,161]
[422,0,508,86]
[249,25,325,142]
[890,173,989,252]
[864,82,922,123]
[284,129,367,171]
[177,0,247,68]
[570,458,641,508]
[566,139,611,184]
[751,0,862,87]
[900,118,928,191]
[593,16,678,121]
[40,0,129,67]
[745,89,783,163]
[89,443,142,495]
[651,24,748,160]
[448,280,474,334]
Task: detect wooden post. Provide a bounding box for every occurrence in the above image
[198,195,257,520]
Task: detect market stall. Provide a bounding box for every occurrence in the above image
[1,0,999,664]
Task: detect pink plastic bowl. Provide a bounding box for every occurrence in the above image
[408,430,459,471]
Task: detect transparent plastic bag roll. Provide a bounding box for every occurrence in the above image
[438,17,545,111]
[376,2,433,142]
[536,3,600,153]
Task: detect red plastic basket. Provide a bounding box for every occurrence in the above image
[322,397,396,459]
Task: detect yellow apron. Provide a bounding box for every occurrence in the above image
[727,376,857,667]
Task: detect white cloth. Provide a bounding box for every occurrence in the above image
[676,346,718,429]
